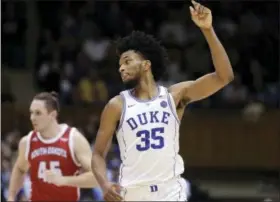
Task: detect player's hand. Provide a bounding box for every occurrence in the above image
[102,182,124,202]
[7,197,15,201]
[190,0,212,30]
[44,170,65,186]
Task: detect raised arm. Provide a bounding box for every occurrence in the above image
[169,1,234,108]
[8,136,30,201]
[45,129,98,188]
[91,95,123,201]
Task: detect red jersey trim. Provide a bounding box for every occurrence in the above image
[36,124,68,144]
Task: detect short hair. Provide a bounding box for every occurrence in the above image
[33,91,60,112]
[116,31,169,81]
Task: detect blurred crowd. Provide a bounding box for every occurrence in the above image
[1,1,279,201]
[2,1,279,108]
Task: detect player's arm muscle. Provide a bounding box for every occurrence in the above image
[8,136,30,201]
[58,130,99,188]
[169,28,234,106]
[91,95,122,190]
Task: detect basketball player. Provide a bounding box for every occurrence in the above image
[91,1,234,201]
[8,92,98,201]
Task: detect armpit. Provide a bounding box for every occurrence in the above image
[177,96,191,109]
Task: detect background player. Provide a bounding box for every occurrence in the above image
[91,1,234,201]
[8,92,98,201]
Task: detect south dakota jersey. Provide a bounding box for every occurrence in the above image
[25,124,80,201]
[116,86,184,187]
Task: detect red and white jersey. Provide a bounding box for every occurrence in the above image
[25,124,81,201]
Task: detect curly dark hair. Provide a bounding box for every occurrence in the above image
[116,31,169,81]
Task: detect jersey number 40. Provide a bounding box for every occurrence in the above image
[136,127,164,151]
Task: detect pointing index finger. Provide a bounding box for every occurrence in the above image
[191,0,199,6]
[191,0,200,11]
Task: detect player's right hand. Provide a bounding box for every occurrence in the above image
[102,182,124,201]
[7,197,15,202]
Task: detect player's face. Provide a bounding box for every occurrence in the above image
[29,100,55,132]
[119,50,145,89]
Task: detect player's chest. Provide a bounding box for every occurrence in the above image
[29,144,69,162]
[124,101,172,131]
[29,145,72,176]
[29,148,76,182]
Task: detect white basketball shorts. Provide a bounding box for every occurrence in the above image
[120,176,189,201]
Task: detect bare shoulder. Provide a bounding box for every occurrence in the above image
[18,134,31,152]
[71,128,92,160]
[17,134,32,170]
[19,135,29,146]
[71,128,90,146]
[71,128,86,140]
[108,95,123,108]
[103,95,123,117]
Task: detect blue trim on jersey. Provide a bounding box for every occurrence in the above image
[128,85,160,103]
[165,88,180,124]
[173,123,177,177]
[119,128,127,184]
[116,93,126,133]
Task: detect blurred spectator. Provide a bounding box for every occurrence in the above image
[185,41,212,79]
[1,159,11,200]
[1,69,15,103]
[2,2,26,68]
[103,2,125,38]
[243,101,265,122]
[58,29,79,63]
[59,62,76,104]
[250,59,266,92]
[256,82,280,108]
[159,10,187,45]
[167,49,187,82]
[37,50,61,92]
[85,113,99,142]
[77,69,108,104]
[37,29,56,63]
[4,130,21,151]
[82,24,110,64]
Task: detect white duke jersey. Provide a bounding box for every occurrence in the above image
[116,86,184,187]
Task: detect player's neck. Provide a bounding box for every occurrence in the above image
[40,122,61,139]
[134,76,158,100]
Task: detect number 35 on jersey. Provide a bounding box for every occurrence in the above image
[125,110,171,152]
[136,127,165,151]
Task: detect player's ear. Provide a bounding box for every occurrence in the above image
[142,60,151,71]
[50,110,58,119]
